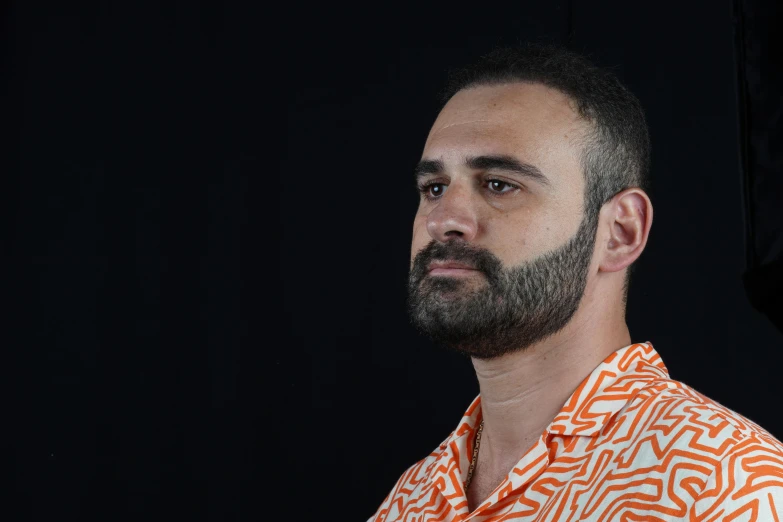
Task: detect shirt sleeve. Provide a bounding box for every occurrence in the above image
[689,436,783,520]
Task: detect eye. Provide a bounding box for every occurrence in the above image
[428,184,445,197]
[487,179,517,194]
[418,182,447,200]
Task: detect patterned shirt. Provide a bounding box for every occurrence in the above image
[368,342,783,521]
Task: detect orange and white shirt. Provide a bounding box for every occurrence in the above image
[368,342,783,521]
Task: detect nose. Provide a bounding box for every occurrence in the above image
[425,182,479,243]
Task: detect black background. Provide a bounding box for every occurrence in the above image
[6,1,783,521]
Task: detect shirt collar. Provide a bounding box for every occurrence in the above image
[445,341,669,449]
[429,342,669,513]
[547,341,669,436]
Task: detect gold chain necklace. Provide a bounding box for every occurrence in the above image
[464,420,484,489]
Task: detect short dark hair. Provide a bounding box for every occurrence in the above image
[441,44,651,302]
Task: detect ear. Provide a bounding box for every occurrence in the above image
[597,188,653,274]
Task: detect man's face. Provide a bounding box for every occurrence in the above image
[407,82,597,359]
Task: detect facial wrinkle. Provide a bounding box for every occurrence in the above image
[431,119,491,134]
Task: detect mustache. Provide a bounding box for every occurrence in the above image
[410,240,504,282]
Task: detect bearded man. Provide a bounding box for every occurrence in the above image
[368,45,783,521]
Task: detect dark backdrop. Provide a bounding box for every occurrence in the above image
[6,1,782,521]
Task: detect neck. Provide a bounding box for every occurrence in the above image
[470,290,631,478]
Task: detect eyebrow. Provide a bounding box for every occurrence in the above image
[414,155,550,187]
[413,159,445,179]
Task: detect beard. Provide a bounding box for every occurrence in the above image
[407,212,598,360]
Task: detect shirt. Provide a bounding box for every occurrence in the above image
[368,342,783,521]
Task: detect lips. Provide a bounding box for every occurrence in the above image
[426,261,481,276]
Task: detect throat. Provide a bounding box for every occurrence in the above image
[464,432,540,513]
[466,468,507,513]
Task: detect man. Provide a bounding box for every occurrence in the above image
[368,45,783,521]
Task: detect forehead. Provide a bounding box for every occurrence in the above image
[424,82,587,187]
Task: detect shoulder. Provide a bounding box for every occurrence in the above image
[621,377,783,518]
[600,374,783,467]
[627,376,783,455]
[366,435,453,522]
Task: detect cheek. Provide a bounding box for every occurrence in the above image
[488,208,577,264]
[484,214,538,264]
[410,213,429,263]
